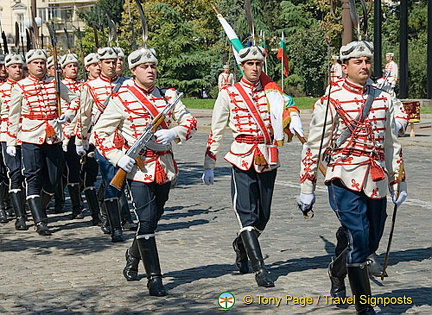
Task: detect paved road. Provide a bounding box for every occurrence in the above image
[0,109,431,314]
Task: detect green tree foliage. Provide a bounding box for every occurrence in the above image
[74,0,428,98]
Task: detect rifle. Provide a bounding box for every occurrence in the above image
[1,32,9,54]
[110,92,184,190]
[46,22,62,117]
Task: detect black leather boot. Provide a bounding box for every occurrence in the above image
[100,201,111,234]
[105,198,125,242]
[347,264,376,314]
[328,247,347,299]
[69,184,84,219]
[367,253,386,277]
[137,236,167,296]
[241,229,274,287]
[10,190,28,230]
[123,238,141,281]
[53,179,65,213]
[28,196,52,236]
[40,190,52,218]
[0,183,8,223]
[232,236,249,274]
[120,192,137,231]
[84,187,102,226]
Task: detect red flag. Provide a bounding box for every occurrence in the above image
[277,34,289,77]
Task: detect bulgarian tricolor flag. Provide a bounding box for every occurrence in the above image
[216,13,243,66]
[277,33,289,77]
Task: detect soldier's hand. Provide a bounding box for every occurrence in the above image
[82,140,89,150]
[117,155,136,173]
[62,144,68,152]
[201,169,214,185]
[6,146,16,157]
[57,114,70,124]
[155,129,177,145]
[76,145,86,157]
[392,189,407,207]
[289,114,304,138]
[299,193,315,212]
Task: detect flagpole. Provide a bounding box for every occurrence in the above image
[281,32,284,91]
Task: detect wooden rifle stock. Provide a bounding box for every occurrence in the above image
[109,112,167,190]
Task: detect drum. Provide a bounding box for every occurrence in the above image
[402,101,420,123]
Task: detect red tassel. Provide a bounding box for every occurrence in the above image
[45,124,56,138]
[370,159,386,182]
[254,147,267,166]
[155,159,167,184]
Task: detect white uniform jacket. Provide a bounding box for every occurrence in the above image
[300,78,405,199]
[204,78,279,173]
[0,78,20,144]
[385,60,398,87]
[76,74,126,146]
[7,74,79,146]
[61,77,83,145]
[92,82,197,184]
[330,63,343,82]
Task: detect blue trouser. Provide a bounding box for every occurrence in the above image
[328,180,387,265]
[64,136,81,184]
[94,149,122,199]
[231,166,277,232]
[21,142,64,196]
[129,180,170,235]
[1,143,24,190]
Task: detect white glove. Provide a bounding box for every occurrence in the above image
[76,145,86,157]
[117,155,136,173]
[62,144,68,152]
[201,169,214,185]
[299,193,315,212]
[6,146,16,157]
[82,140,89,150]
[155,129,177,145]
[57,114,69,124]
[392,189,407,207]
[289,114,304,138]
[395,120,403,135]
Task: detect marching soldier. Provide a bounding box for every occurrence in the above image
[0,54,7,83]
[47,56,55,78]
[0,53,26,228]
[218,64,234,90]
[92,47,197,296]
[114,47,126,77]
[330,55,343,82]
[59,53,87,219]
[298,41,407,314]
[7,48,80,236]
[77,47,127,242]
[384,52,398,88]
[84,53,101,80]
[202,46,303,288]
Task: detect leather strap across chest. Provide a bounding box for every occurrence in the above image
[234,83,271,145]
[128,85,169,130]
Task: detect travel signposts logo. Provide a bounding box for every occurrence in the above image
[218,292,235,309]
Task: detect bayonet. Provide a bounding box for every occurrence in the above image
[1,32,8,54]
[64,28,72,52]
[46,22,62,116]
[244,0,255,44]
[135,0,148,46]
[14,22,20,54]
[348,0,361,40]
[128,0,137,50]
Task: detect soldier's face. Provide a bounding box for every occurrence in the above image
[86,63,101,79]
[0,64,6,78]
[6,64,24,81]
[240,60,263,83]
[342,57,371,86]
[116,57,124,76]
[99,59,117,78]
[132,63,157,90]
[47,66,55,77]
[27,59,47,78]
[63,62,78,79]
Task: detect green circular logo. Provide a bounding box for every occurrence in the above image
[218,291,235,309]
